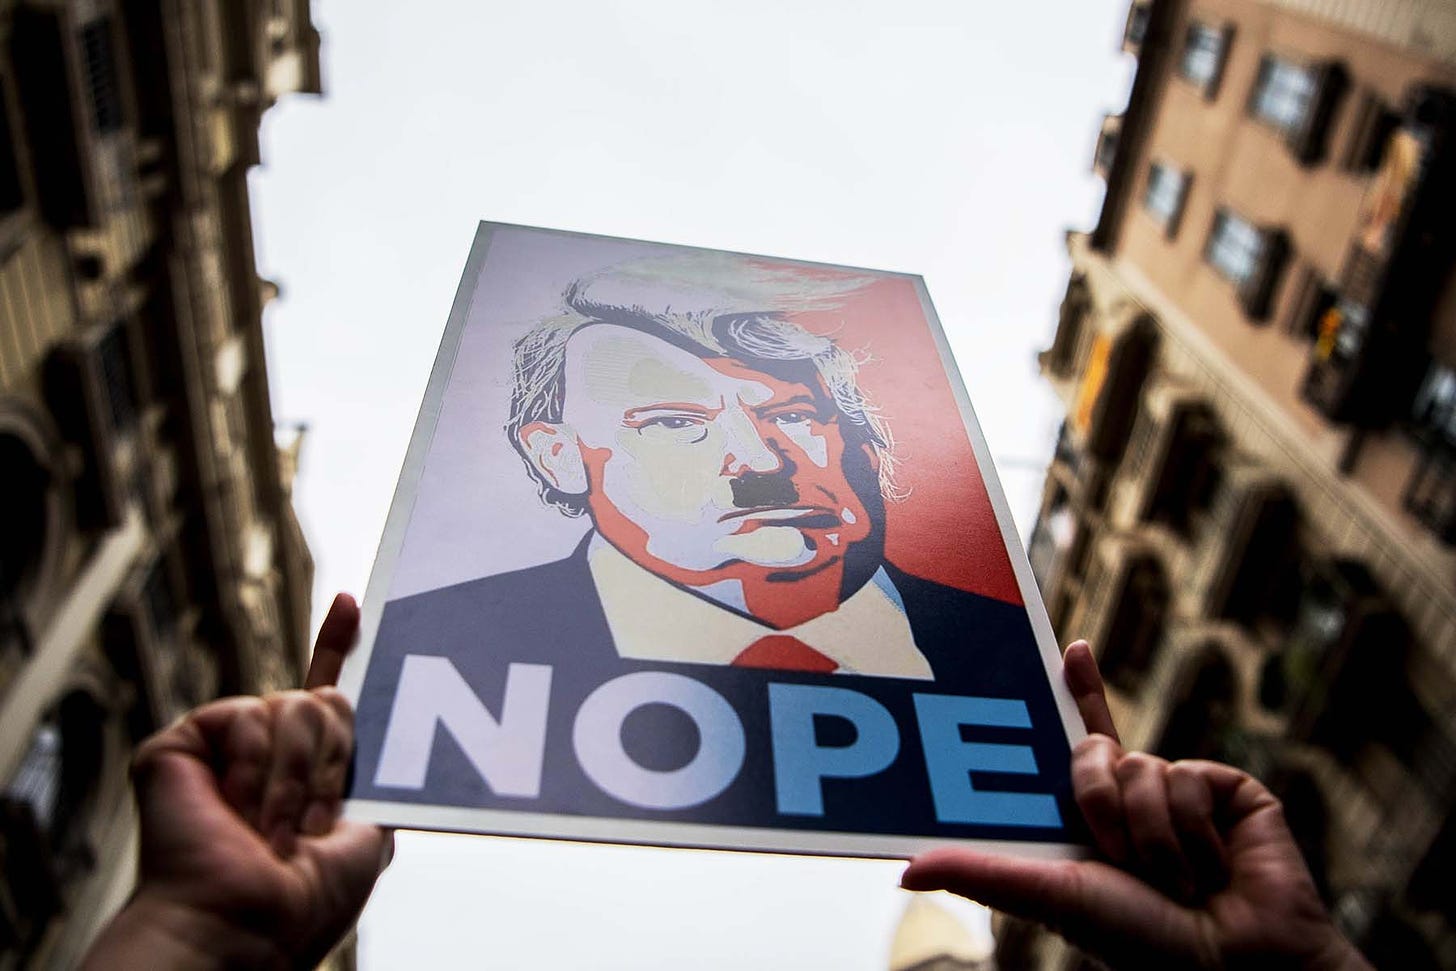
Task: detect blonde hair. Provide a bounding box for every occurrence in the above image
[507,281,899,516]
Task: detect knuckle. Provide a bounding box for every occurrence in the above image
[313,686,353,717]
[1115,751,1162,782]
[312,764,349,797]
[264,776,309,814]
[1073,776,1120,814]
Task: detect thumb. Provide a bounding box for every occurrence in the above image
[902,849,1210,967]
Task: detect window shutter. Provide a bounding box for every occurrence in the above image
[1238,228,1291,322]
[1288,61,1349,165]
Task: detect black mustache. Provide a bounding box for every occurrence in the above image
[730,471,798,508]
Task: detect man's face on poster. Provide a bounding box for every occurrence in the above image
[522,324,876,584]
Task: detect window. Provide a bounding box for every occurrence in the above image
[1100,555,1169,693]
[0,432,50,660]
[142,562,177,640]
[1404,362,1456,543]
[1249,56,1348,164]
[1205,210,1264,285]
[79,18,123,135]
[6,719,62,835]
[1043,275,1090,378]
[1250,56,1317,133]
[1155,647,1238,762]
[1408,362,1456,441]
[0,77,23,216]
[1075,318,1157,461]
[1028,487,1076,591]
[3,691,107,867]
[1142,162,1189,233]
[1283,263,1338,340]
[1341,89,1399,173]
[1094,122,1119,176]
[1190,461,1298,623]
[1178,21,1229,95]
[97,324,138,433]
[1124,3,1151,50]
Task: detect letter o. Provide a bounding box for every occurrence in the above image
[573,672,746,810]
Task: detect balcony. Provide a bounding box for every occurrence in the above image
[1078,538,1169,693]
[1040,274,1091,380]
[1186,455,1298,626]
[103,552,191,738]
[1027,485,1077,598]
[1112,377,1223,534]
[1255,559,1431,785]
[1153,643,1240,763]
[1301,88,1456,428]
[1072,315,1158,462]
[1402,362,1456,543]
[10,5,139,232]
[43,319,145,531]
[1259,559,1379,724]
[1093,114,1121,180]
[0,673,118,954]
[1121,2,1151,54]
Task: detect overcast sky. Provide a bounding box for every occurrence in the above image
[250,1,1131,966]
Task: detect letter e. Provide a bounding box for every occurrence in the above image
[912,694,1061,828]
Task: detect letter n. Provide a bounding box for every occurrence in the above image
[373,655,552,798]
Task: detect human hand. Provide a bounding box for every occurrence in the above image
[83,594,389,970]
[900,641,1372,971]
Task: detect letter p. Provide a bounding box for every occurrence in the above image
[768,683,899,816]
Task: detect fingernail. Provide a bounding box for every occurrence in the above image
[379,831,397,872]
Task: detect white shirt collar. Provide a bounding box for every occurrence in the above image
[586,535,933,680]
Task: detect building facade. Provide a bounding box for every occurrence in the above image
[1023,0,1456,966]
[0,0,320,966]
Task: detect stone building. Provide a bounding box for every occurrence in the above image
[1022,0,1456,966]
[0,0,320,965]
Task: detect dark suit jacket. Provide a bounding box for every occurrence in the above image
[352,539,1078,843]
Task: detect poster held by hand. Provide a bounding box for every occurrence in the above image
[338,222,1087,860]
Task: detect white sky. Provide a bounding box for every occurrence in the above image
[250,2,1132,967]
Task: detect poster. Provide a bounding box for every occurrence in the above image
[338,223,1087,859]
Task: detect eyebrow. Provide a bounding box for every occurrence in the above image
[752,394,821,416]
[622,401,723,421]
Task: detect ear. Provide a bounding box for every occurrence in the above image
[519,421,589,495]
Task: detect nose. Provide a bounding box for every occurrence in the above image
[720,411,783,475]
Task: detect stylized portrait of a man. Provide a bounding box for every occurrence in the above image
[353,231,1074,844]
[403,254,1032,680]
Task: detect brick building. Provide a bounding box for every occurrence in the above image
[1023,0,1456,965]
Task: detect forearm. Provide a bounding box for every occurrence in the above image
[80,892,286,971]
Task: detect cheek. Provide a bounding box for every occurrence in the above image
[805,436,876,539]
[779,424,830,468]
[591,430,734,520]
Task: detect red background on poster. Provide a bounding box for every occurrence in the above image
[790,274,1024,606]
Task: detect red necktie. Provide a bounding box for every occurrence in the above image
[732,635,838,673]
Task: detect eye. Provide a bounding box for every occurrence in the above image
[644,416,701,430]
[632,414,710,444]
[772,410,814,426]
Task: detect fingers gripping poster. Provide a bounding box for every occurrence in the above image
[338,223,1088,858]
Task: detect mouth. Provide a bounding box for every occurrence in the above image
[719,506,841,529]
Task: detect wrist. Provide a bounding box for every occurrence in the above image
[82,891,284,971]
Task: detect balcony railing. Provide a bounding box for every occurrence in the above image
[11,7,138,230]
[1302,88,1456,429]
